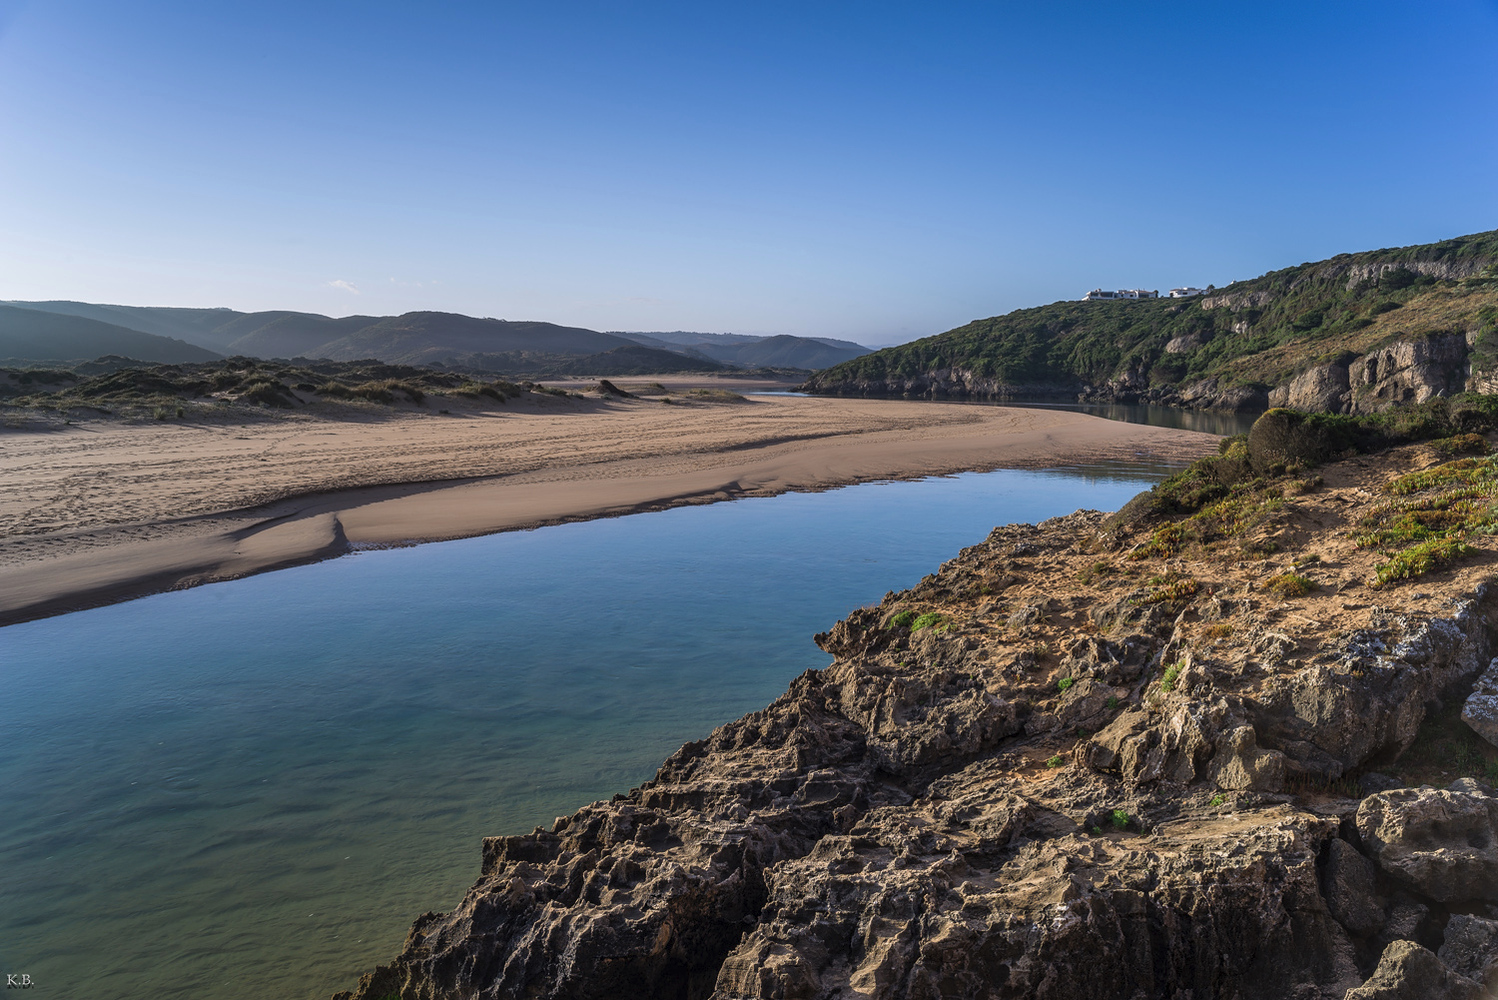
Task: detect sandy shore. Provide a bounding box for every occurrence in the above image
[0,393,1220,625]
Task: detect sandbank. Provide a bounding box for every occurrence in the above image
[0,394,1219,625]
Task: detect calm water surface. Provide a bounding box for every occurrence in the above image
[0,462,1180,1000]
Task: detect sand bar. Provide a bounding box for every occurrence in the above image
[0,394,1220,625]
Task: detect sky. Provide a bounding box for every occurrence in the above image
[0,2,1495,347]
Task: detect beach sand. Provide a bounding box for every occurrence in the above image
[0,393,1220,625]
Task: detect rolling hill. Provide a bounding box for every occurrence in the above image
[612,330,871,369]
[804,229,1498,413]
[5,302,859,371]
[0,304,221,364]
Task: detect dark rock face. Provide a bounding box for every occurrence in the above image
[1437,914,1498,987]
[1323,838,1386,938]
[334,505,1498,1000]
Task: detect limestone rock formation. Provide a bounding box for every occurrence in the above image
[1266,331,1477,415]
[1344,940,1483,1000]
[1356,788,1498,903]
[335,446,1498,1000]
[1464,657,1498,748]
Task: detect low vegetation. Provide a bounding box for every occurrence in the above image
[0,357,535,419]
[1354,454,1498,585]
[1263,572,1315,598]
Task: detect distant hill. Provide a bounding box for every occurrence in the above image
[6,302,841,372]
[613,330,871,369]
[1,301,248,351]
[805,229,1498,413]
[312,313,631,364]
[0,304,221,364]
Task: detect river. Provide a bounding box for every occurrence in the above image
[0,458,1186,999]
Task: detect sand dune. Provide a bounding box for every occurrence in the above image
[0,394,1219,625]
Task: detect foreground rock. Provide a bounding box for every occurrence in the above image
[337,442,1498,1000]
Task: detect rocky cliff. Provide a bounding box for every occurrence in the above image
[336,432,1498,1000]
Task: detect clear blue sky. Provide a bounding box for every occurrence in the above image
[1,1,1494,346]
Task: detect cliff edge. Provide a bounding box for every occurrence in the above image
[337,413,1498,999]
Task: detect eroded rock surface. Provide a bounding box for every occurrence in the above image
[336,446,1498,1000]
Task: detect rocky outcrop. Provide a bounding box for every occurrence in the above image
[1439,913,1498,987]
[1356,787,1498,902]
[1463,658,1498,748]
[1344,259,1497,285]
[1266,331,1476,415]
[1344,940,1484,1000]
[336,448,1498,1000]
[1268,361,1354,413]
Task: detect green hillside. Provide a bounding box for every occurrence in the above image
[0,305,221,364]
[805,230,1498,408]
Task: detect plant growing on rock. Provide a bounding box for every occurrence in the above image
[1111,809,1130,830]
[910,612,949,632]
[1161,663,1182,692]
[1134,574,1200,605]
[1056,677,1074,692]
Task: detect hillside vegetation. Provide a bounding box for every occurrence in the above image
[805,229,1498,411]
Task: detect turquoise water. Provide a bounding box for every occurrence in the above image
[0,462,1175,1000]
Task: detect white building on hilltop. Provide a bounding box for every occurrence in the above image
[1083,288,1159,301]
[1168,287,1207,298]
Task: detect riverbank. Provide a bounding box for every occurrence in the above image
[0,394,1217,625]
[336,433,1498,1000]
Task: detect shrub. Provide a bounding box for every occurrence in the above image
[887,610,918,629]
[1046,754,1065,768]
[1436,433,1491,456]
[1130,522,1190,560]
[911,612,948,632]
[1135,576,1200,605]
[1161,663,1182,692]
[240,380,294,408]
[1111,809,1130,830]
[1264,572,1314,598]
[1209,794,1225,807]
[1057,677,1074,692]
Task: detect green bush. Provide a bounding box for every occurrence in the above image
[911,612,948,631]
[1375,536,1477,585]
[1057,677,1074,692]
[887,610,918,629]
[1111,809,1130,830]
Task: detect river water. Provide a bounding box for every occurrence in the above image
[0,459,1185,1000]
